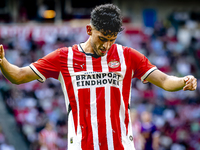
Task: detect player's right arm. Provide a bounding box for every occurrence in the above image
[0,45,40,84]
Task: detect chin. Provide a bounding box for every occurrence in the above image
[98,52,105,56]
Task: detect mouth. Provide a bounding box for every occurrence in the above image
[100,48,107,53]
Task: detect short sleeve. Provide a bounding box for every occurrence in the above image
[29,49,61,83]
[130,48,157,83]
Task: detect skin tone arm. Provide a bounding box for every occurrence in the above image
[153,134,159,150]
[146,69,197,91]
[0,45,40,84]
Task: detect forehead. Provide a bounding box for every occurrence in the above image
[93,28,118,39]
[100,31,117,39]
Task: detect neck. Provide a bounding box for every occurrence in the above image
[80,37,94,54]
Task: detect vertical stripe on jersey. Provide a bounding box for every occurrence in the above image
[58,72,69,112]
[116,44,126,79]
[127,71,135,141]
[116,44,126,139]
[105,86,114,150]
[110,86,124,150]
[68,47,82,148]
[93,55,107,149]
[90,87,100,150]
[86,55,100,150]
[128,110,136,150]
[92,57,102,72]
[101,55,109,72]
[86,56,93,72]
[116,44,129,136]
[119,83,126,144]
[96,87,108,150]
[68,112,77,149]
[78,88,93,150]
[101,55,114,150]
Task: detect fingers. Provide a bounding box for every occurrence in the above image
[0,45,4,64]
[183,84,196,91]
[184,76,189,82]
[183,76,197,91]
[0,44,2,55]
[0,44,3,51]
[0,44,4,59]
[0,45,2,53]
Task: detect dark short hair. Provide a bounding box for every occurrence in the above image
[90,4,124,36]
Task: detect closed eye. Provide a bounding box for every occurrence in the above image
[110,39,115,42]
[99,37,108,42]
[99,37,116,42]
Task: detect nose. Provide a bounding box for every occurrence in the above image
[103,41,112,50]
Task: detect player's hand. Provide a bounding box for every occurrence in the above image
[183,75,197,91]
[0,44,5,65]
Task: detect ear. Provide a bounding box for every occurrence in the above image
[86,25,92,36]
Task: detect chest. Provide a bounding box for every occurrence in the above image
[66,51,127,87]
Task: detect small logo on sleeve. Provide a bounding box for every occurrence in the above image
[108,61,120,68]
[70,137,73,144]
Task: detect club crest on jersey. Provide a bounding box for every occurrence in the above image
[108,61,120,68]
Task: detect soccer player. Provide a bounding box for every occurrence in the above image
[0,4,197,150]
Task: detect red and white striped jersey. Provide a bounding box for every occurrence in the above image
[30,44,156,150]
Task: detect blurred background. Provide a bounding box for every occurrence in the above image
[0,0,200,150]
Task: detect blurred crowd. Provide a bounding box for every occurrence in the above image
[0,126,15,150]
[0,10,200,150]
[128,10,200,150]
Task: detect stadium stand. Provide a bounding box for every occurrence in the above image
[0,9,200,150]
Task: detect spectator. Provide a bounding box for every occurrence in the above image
[0,141,15,150]
[140,111,160,150]
[130,109,144,150]
[38,122,58,150]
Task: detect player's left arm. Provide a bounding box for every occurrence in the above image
[145,69,197,92]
